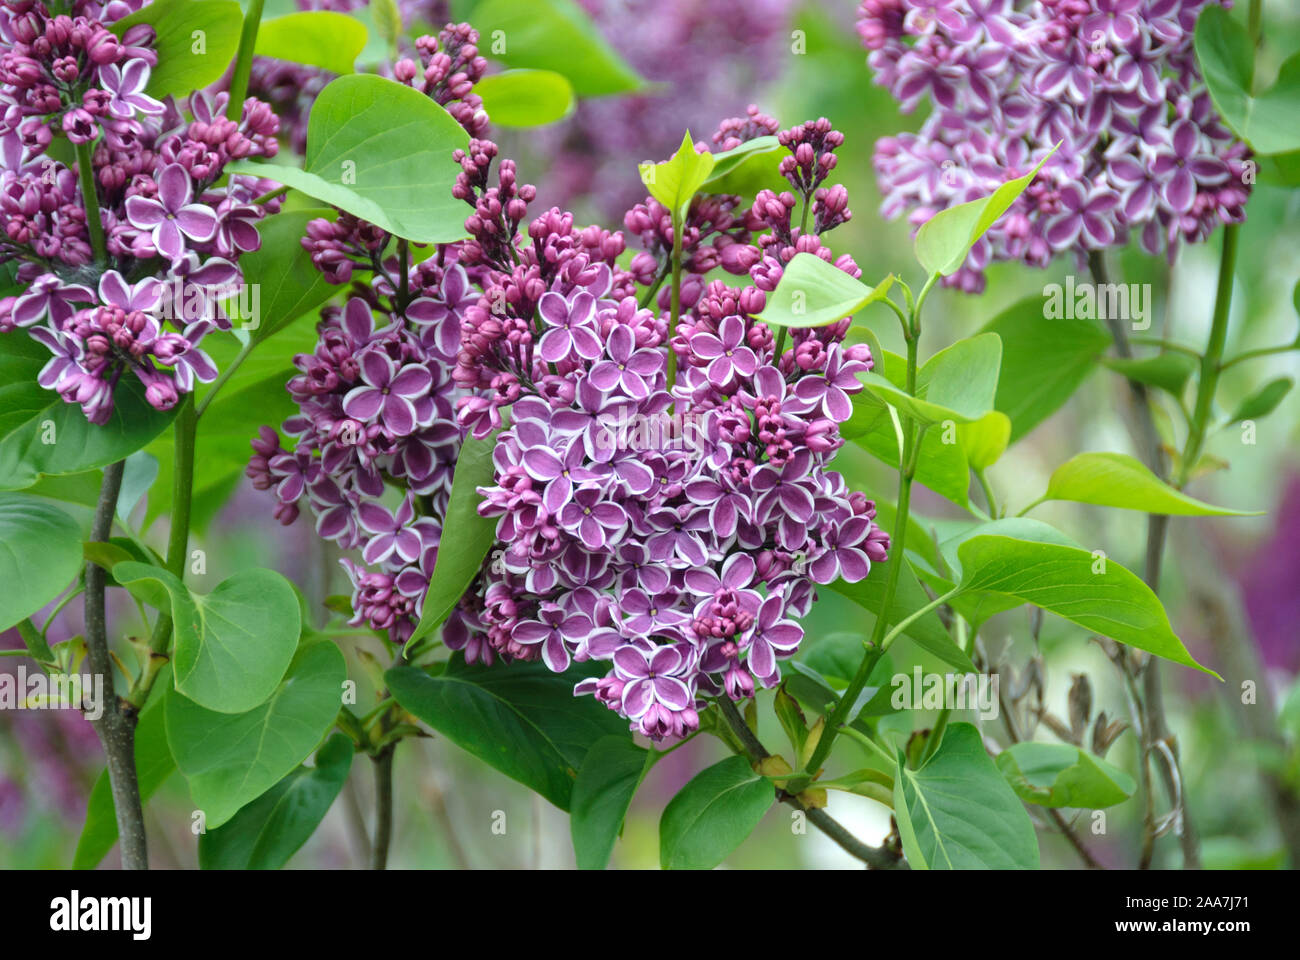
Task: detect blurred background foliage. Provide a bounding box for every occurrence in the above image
[3,0,1299,869]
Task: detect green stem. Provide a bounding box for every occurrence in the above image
[1177,224,1239,487]
[879,587,961,652]
[665,216,683,392]
[74,139,107,263]
[1220,342,1299,371]
[226,0,266,121]
[975,467,998,518]
[837,723,896,767]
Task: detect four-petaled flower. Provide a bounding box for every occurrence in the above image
[125,164,220,261]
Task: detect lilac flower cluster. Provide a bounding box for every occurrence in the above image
[249,23,487,646]
[859,0,1252,290]
[445,115,889,740]
[0,1,282,422]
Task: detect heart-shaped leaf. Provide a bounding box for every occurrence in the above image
[996,741,1135,809]
[0,332,178,490]
[254,11,368,75]
[0,494,83,632]
[229,74,470,244]
[198,733,353,869]
[476,69,575,127]
[386,656,630,810]
[166,641,346,829]
[894,723,1038,869]
[113,561,301,713]
[755,252,895,329]
[570,735,652,870]
[659,755,773,870]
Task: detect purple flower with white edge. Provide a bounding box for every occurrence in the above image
[124,164,220,261]
[342,348,434,436]
[589,324,661,399]
[358,494,423,566]
[536,290,603,363]
[691,314,757,387]
[12,274,94,328]
[98,59,164,119]
[514,605,592,673]
[745,593,803,685]
[791,344,869,422]
[559,487,628,550]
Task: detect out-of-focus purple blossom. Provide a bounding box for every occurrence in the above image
[860,0,1253,289]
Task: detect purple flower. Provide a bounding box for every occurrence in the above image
[808,516,880,584]
[791,344,867,421]
[559,487,628,550]
[11,274,94,328]
[613,642,695,719]
[746,593,802,685]
[515,606,592,672]
[98,59,164,119]
[537,290,603,363]
[125,164,220,260]
[342,349,434,436]
[691,314,757,387]
[589,324,660,399]
[358,495,423,566]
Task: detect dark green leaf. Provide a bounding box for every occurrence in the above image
[570,736,652,870]
[386,655,630,810]
[1101,353,1198,396]
[0,494,83,632]
[1228,376,1293,423]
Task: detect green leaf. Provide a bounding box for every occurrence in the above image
[228,74,470,244]
[1038,451,1261,516]
[959,411,1010,471]
[859,333,1001,426]
[659,755,774,870]
[955,534,1218,676]
[112,0,243,99]
[570,736,652,870]
[755,251,894,329]
[470,0,646,96]
[476,69,575,127]
[113,562,301,713]
[0,333,177,490]
[980,297,1108,443]
[893,723,1038,869]
[74,684,175,869]
[116,450,159,522]
[1195,6,1300,156]
[407,428,500,646]
[639,131,716,223]
[0,494,83,632]
[386,655,630,810]
[166,641,346,829]
[225,209,338,346]
[996,742,1135,809]
[1228,376,1293,423]
[369,0,401,53]
[826,552,975,673]
[914,150,1056,276]
[198,733,353,869]
[699,135,783,196]
[1101,353,1198,396]
[254,11,367,74]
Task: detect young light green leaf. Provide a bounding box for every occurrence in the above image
[1195,6,1300,156]
[112,0,243,99]
[699,135,783,195]
[1038,451,1261,516]
[386,656,630,811]
[470,0,646,96]
[639,131,716,223]
[476,69,575,127]
[113,561,301,713]
[959,411,1011,471]
[914,149,1056,276]
[1228,376,1293,424]
[1101,353,1198,396]
[570,736,653,870]
[166,641,346,829]
[979,296,1108,442]
[407,427,500,646]
[659,755,773,870]
[859,332,1001,425]
[955,535,1219,676]
[254,11,367,74]
[0,494,83,633]
[893,723,1038,869]
[228,74,470,243]
[996,742,1135,809]
[0,333,177,490]
[198,733,353,869]
[754,251,894,329]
